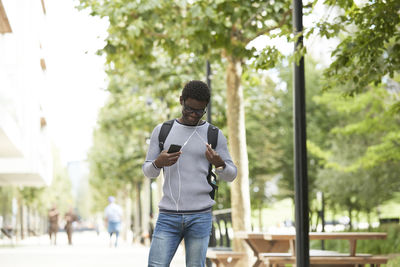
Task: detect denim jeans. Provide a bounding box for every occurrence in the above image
[107,221,120,247]
[148,212,212,267]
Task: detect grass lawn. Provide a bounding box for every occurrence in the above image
[387,254,400,267]
[379,193,400,219]
[251,195,400,231]
[251,198,294,231]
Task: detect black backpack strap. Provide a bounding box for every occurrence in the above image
[158,119,175,151]
[207,123,219,200]
[207,166,218,200]
[207,124,219,149]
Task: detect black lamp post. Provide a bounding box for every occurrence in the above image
[206,60,212,123]
[205,60,216,267]
[293,0,310,265]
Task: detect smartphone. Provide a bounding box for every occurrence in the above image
[167,144,182,153]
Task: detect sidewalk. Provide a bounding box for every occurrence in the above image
[0,231,186,267]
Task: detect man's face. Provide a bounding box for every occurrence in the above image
[180,97,208,126]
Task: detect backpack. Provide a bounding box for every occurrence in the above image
[158,119,219,200]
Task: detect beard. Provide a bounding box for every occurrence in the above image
[181,113,202,126]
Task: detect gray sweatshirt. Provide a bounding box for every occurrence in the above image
[142,119,237,213]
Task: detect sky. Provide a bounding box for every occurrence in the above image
[43,0,109,164]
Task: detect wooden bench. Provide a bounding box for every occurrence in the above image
[207,209,235,267]
[260,253,388,267]
[206,249,245,267]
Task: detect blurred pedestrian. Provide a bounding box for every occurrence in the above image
[64,208,78,245]
[104,196,123,247]
[48,204,59,245]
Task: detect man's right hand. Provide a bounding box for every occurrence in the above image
[154,150,182,168]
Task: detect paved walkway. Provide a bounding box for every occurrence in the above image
[0,231,186,267]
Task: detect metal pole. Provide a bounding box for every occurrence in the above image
[206,60,212,123]
[293,0,310,265]
[321,192,325,250]
[205,60,214,267]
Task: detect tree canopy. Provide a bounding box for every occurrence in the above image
[309,0,400,98]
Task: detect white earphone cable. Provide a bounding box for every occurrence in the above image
[167,119,205,212]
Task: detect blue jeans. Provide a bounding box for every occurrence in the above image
[108,221,121,247]
[107,221,121,235]
[148,212,212,267]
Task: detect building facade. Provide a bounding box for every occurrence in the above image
[0,0,52,187]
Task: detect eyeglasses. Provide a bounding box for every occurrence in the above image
[183,102,207,116]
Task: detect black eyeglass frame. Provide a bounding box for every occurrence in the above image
[182,101,207,116]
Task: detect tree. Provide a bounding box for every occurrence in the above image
[270,58,340,211]
[314,85,400,224]
[242,69,282,229]
[88,69,170,190]
[88,89,165,229]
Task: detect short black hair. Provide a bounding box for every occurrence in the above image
[181,80,210,103]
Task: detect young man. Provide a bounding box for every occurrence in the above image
[142,80,237,266]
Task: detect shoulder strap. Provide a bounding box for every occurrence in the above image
[207,124,219,149]
[158,119,175,151]
[207,123,219,200]
[158,120,220,200]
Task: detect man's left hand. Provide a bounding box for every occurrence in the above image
[205,144,225,168]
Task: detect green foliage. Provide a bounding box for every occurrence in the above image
[316,86,400,165]
[272,58,339,205]
[0,186,16,222]
[78,0,295,65]
[313,85,400,220]
[88,92,159,210]
[311,0,400,96]
[243,69,283,209]
[253,46,284,70]
[18,187,46,210]
[387,255,400,267]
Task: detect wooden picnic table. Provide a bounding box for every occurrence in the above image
[206,249,245,267]
[235,231,387,267]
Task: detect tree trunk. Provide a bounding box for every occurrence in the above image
[225,55,252,267]
[27,205,30,236]
[123,184,132,242]
[348,208,353,230]
[367,210,371,230]
[134,182,142,243]
[141,178,150,245]
[18,197,24,241]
